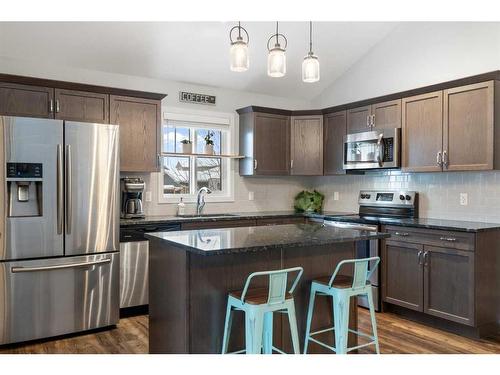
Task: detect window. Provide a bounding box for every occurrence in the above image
[159,108,235,203]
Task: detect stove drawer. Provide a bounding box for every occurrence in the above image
[383,226,475,251]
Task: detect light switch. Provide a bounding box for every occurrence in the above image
[145,191,152,202]
[333,192,340,201]
[460,193,468,206]
[248,191,254,201]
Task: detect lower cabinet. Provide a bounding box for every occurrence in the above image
[382,226,477,328]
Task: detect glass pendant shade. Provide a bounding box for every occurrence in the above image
[302,53,320,83]
[267,45,286,78]
[230,38,249,72]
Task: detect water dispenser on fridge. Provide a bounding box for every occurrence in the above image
[6,162,43,217]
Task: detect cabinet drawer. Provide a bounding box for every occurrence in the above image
[384,226,475,251]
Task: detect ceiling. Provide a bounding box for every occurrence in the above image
[0,22,398,100]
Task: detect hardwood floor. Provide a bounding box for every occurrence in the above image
[0,310,498,354]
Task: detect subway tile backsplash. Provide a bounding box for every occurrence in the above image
[313,171,500,223]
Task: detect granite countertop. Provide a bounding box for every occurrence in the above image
[120,210,354,226]
[379,217,500,233]
[145,222,390,256]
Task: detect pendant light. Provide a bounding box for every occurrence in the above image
[229,22,249,72]
[302,21,320,83]
[267,22,287,78]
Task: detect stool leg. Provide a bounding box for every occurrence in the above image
[303,288,317,354]
[245,310,264,354]
[287,302,301,354]
[332,292,350,354]
[262,312,273,354]
[367,290,380,354]
[221,301,233,354]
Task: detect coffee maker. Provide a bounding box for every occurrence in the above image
[121,177,146,219]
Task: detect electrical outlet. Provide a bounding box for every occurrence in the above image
[248,191,254,201]
[145,191,152,202]
[333,192,340,201]
[460,193,468,206]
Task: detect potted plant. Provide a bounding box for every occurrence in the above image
[204,131,215,155]
[180,139,192,154]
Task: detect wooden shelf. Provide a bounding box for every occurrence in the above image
[161,152,245,159]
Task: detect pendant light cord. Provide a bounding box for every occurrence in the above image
[309,21,313,54]
[238,21,241,39]
[276,21,279,44]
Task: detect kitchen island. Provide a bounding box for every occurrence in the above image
[146,223,390,354]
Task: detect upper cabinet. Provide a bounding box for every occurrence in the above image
[239,111,290,176]
[347,99,401,134]
[323,111,346,175]
[290,115,323,175]
[402,81,496,172]
[55,89,109,123]
[110,95,161,173]
[0,82,54,118]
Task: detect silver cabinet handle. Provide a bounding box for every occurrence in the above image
[55,99,60,113]
[290,159,294,169]
[366,115,370,128]
[394,232,410,237]
[65,144,72,235]
[157,154,161,169]
[11,258,111,273]
[439,236,456,242]
[436,151,442,166]
[371,114,376,127]
[56,144,63,235]
[423,251,429,266]
[443,150,449,168]
[417,250,423,265]
[254,159,258,170]
[49,99,54,113]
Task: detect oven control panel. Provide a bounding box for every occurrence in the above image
[358,190,417,207]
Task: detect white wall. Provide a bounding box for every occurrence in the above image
[0,56,313,216]
[313,22,500,108]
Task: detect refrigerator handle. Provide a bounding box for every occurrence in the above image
[11,258,111,273]
[65,144,72,235]
[57,144,63,235]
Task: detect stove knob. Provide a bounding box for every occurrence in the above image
[360,194,366,199]
[366,194,371,199]
[405,195,412,201]
[399,194,405,201]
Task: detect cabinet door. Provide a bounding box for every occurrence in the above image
[423,246,474,325]
[346,105,371,134]
[443,81,494,171]
[254,113,290,175]
[323,111,346,175]
[290,115,323,175]
[55,89,109,123]
[372,99,401,130]
[402,91,443,172]
[382,240,424,311]
[0,82,54,118]
[110,95,161,172]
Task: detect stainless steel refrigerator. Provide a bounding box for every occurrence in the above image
[0,116,120,345]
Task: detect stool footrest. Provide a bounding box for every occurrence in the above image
[309,326,376,341]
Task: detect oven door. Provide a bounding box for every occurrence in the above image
[343,128,400,170]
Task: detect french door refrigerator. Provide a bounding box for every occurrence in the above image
[0,116,120,345]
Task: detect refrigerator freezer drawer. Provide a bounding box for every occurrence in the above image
[0,253,119,345]
[120,241,148,308]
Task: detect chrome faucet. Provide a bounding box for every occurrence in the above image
[196,187,212,215]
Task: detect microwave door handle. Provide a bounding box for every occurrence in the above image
[376,134,384,167]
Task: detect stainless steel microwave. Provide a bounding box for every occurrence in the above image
[343,128,401,170]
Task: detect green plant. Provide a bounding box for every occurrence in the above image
[293,190,325,213]
[204,131,215,146]
[180,139,192,144]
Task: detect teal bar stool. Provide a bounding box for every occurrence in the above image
[303,257,380,354]
[221,267,303,354]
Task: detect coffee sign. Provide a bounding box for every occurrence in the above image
[179,91,216,105]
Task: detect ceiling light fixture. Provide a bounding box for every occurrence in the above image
[302,21,320,83]
[267,22,287,78]
[229,22,249,72]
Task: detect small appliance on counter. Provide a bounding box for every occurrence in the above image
[121,177,146,219]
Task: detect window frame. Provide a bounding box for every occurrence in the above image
[158,107,236,204]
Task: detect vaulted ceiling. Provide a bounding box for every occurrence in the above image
[0,22,398,100]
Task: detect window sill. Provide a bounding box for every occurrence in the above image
[158,195,235,204]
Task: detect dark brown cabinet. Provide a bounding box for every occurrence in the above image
[239,111,290,176]
[110,95,161,172]
[0,82,54,118]
[347,100,401,134]
[323,110,347,175]
[290,115,323,175]
[382,240,424,312]
[55,89,109,123]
